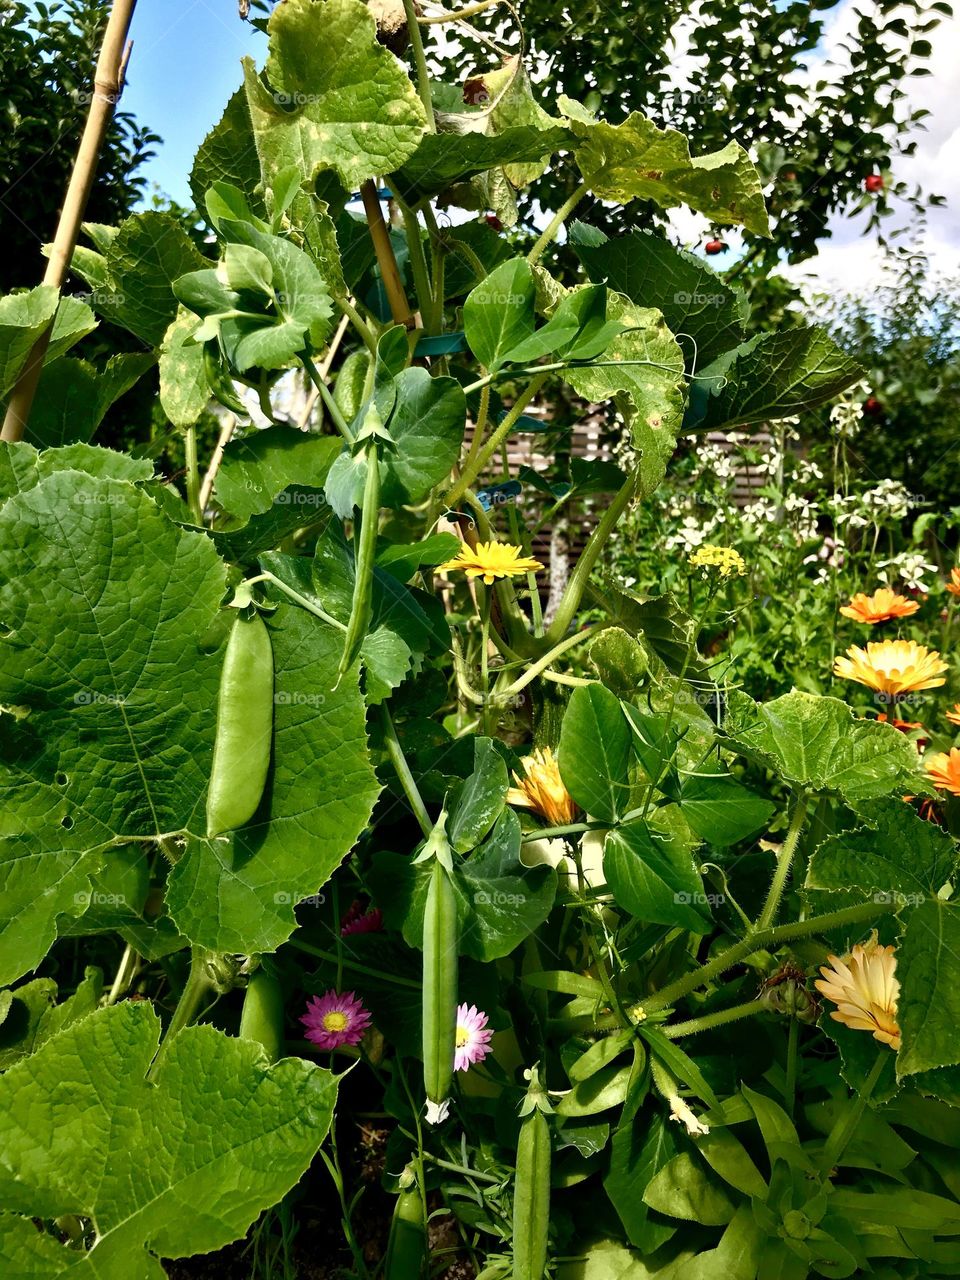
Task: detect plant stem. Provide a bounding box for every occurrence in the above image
[820,1049,888,1173]
[543,471,638,644]
[755,793,808,931]
[335,296,377,354]
[527,180,589,267]
[444,374,549,508]
[198,413,237,514]
[418,0,501,22]
[148,947,217,1080]
[642,898,897,1017]
[397,198,436,331]
[301,353,354,443]
[320,1134,370,1280]
[784,1018,799,1119]
[402,0,436,131]
[381,703,433,836]
[2,0,136,441]
[245,572,347,631]
[419,1150,503,1184]
[520,822,604,841]
[497,624,602,699]
[288,939,422,989]
[184,425,202,523]
[662,1000,767,1039]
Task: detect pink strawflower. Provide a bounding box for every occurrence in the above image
[341,900,384,937]
[301,990,372,1050]
[454,1003,493,1072]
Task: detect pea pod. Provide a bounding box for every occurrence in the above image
[206,610,274,837]
[337,439,380,683]
[513,1065,552,1280]
[239,969,285,1063]
[419,814,458,1124]
[384,1165,427,1279]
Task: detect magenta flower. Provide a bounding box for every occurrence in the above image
[301,990,372,1050]
[454,1003,493,1072]
[341,900,384,937]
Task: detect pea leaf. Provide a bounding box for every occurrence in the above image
[0,1001,337,1277]
[215,426,342,519]
[463,257,537,371]
[897,900,960,1079]
[604,1109,679,1251]
[0,286,97,397]
[603,820,711,931]
[447,737,509,854]
[677,774,775,847]
[560,96,770,236]
[722,690,923,803]
[643,1152,739,1225]
[685,328,864,433]
[242,0,426,192]
[558,683,632,823]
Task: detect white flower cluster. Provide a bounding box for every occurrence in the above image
[829,382,869,439]
[861,479,915,521]
[877,552,938,592]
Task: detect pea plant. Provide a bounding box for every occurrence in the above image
[1,2,959,1276]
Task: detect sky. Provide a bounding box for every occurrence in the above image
[120,0,959,295]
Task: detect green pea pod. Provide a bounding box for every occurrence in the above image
[513,1066,552,1280]
[384,1167,427,1279]
[337,440,380,683]
[239,969,285,1063]
[422,854,458,1124]
[333,348,371,423]
[206,610,274,837]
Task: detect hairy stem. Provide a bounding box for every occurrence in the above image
[755,793,808,931]
[527,180,589,267]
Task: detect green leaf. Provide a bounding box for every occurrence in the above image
[587,627,648,701]
[560,97,770,236]
[190,88,266,218]
[369,808,556,962]
[604,1109,679,1251]
[591,583,703,677]
[166,602,380,953]
[686,328,864,433]
[575,230,748,367]
[447,737,508,854]
[72,213,208,347]
[558,293,685,497]
[203,490,332,563]
[0,472,226,985]
[0,969,102,1070]
[722,689,923,804]
[159,309,209,428]
[697,1128,767,1198]
[0,1001,337,1276]
[242,0,426,192]
[643,1151,739,1225]
[0,442,153,501]
[25,352,155,448]
[678,774,775,847]
[897,900,960,1079]
[392,125,571,203]
[463,257,537,371]
[603,821,710,931]
[673,1204,764,1280]
[215,426,342,519]
[376,532,461,582]
[556,1063,634,1117]
[558,683,632,823]
[805,800,957,909]
[0,287,97,398]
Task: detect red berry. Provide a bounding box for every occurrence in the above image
[863,396,883,415]
[704,239,727,255]
[485,213,503,232]
[864,174,884,193]
[783,170,797,182]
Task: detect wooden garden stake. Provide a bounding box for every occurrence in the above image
[1,0,137,443]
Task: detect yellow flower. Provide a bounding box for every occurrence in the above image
[815,932,901,1052]
[945,704,960,727]
[688,544,746,578]
[926,748,960,796]
[437,540,543,585]
[833,639,947,698]
[507,747,578,826]
[946,567,960,597]
[839,588,920,624]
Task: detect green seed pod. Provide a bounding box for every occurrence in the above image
[333,349,371,423]
[384,1165,427,1279]
[206,610,274,837]
[239,969,285,1063]
[337,440,380,683]
[421,835,458,1124]
[513,1065,552,1280]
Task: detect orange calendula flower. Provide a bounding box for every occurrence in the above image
[946,704,960,727]
[507,746,578,826]
[946,567,960,597]
[833,639,947,698]
[437,540,542,585]
[815,932,901,1052]
[839,588,920,624]
[925,748,960,796]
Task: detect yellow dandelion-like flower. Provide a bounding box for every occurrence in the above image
[833,639,947,698]
[815,932,901,1052]
[946,567,960,597]
[945,704,960,727]
[436,540,543,586]
[926,748,960,796]
[506,746,578,826]
[688,544,746,578]
[839,587,920,624]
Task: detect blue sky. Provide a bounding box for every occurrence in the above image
[122,0,266,205]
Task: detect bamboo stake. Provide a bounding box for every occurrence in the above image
[1,0,137,443]
[359,180,416,330]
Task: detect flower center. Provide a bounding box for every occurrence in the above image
[322,1011,349,1032]
[455,1025,470,1048]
